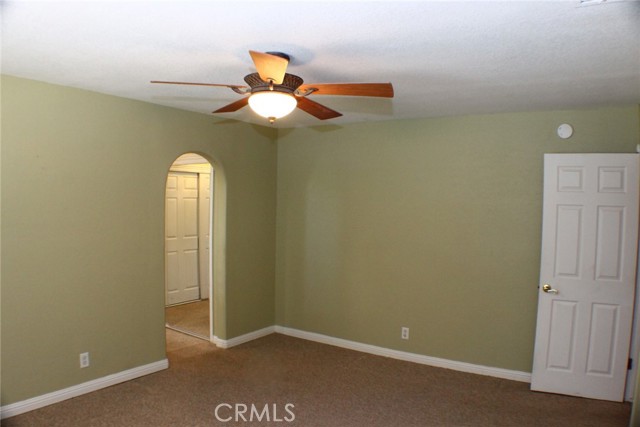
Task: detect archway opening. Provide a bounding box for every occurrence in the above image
[164,152,225,343]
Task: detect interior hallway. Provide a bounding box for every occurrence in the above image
[165,299,210,340]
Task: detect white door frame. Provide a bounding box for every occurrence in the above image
[625,248,640,401]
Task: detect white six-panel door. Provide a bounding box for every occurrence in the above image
[165,172,201,305]
[531,154,639,401]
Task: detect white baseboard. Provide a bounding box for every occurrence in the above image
[214,326,275,349]
[2,326,532,419]
[0,359,169,420]
[275,326,532,383]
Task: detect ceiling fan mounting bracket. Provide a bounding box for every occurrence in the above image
[231,87,250,95]
[295,87,318,97]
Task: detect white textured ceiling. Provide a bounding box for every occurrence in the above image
[2,1,639,128]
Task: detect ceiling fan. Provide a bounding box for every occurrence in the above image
[151,50,394,124]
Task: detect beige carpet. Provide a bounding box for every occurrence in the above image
[3,331,631,426]
[165,299,209,339]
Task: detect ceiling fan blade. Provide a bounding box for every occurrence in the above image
[249,50,288,85]
[212,97,249,114]
[296,97,343,120]
[151,80,247,89]
[298,83,394,98]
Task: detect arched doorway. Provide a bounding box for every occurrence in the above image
[164,153,217,341]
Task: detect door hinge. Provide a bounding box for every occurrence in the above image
[629,358,633,370]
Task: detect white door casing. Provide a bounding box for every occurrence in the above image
[531,154,639,402]
[165,172,201,305]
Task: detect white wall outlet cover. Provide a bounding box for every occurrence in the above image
[557,124,574,139]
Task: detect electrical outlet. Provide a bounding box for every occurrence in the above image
[401,327,409,340]
[80,352,90,368]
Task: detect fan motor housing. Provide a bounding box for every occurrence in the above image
[244,72,303,94]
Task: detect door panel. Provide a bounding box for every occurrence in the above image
[547,299,578,371]
[531,154,639,402]
[586,303,618,375]
[595,206,624,280]
[554,205,582,278]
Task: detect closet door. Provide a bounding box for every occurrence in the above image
[165,172,200,305]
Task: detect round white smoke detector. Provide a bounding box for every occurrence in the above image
[557,124,574,139]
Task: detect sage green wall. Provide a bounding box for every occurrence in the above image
[2,74,639,409]
[0,76,277,404]
[275,106,640,373]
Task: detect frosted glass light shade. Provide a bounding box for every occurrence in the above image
[248,91,297,119]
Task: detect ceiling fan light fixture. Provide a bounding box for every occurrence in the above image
[248,91,297,122]
[152,51,393,122]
